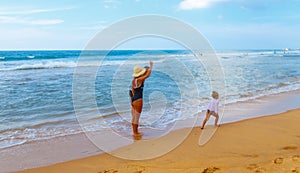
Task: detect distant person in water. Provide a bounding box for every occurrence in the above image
[130,61,153,137]
[201,91,220,129]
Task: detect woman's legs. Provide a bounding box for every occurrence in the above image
[131,99,143,137]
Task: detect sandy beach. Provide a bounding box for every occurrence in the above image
[12,108,300,173]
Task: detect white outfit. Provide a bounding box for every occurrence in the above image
[207,98,219,113]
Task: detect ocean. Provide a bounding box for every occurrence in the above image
[1,49,300,151]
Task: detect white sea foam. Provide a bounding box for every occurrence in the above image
[0,59,156,71]
[0,61,78,71]
[15,61,77,70]
[0,126,85,149]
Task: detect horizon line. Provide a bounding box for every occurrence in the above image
[0,48,298,51]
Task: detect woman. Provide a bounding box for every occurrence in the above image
[130,61,153,137]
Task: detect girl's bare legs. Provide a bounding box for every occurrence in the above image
[201,111,210,129]
[211,112,219,126]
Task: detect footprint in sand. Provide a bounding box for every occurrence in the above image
[246,164,259,170]
[292,155,300,162]
[274,157,284,164]
[98,170,118,173]
[281,146,298,150]
[291,168,299,173]
[253,167,266,173]
[201,166,220,173]
[126,165,145,173]
[254,170,264,173]
[246,164,267,173]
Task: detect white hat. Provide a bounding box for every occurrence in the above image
[133,66,146,77]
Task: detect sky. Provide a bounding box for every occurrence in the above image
[0,0,300,50]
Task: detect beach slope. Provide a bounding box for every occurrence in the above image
[14,109,300,173]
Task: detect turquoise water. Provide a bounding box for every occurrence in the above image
[0,49,300,149]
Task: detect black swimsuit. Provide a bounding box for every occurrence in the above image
[131,79,144,103]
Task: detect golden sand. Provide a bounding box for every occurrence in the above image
[14,109,300,173]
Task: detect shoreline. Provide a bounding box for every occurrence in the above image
[12,108,300,173]
[1,89,300,173]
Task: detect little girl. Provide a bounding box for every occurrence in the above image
[201,91,219,129]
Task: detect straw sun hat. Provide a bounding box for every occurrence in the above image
[133,66,146,77]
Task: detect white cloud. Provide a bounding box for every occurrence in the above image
[202,22,300,49]
[78,20,107,30]
[103,0,121,9]
[0,26,87,50]
[0,7,70,25]
[251,15,300,21]
[217,15,223,20]
[79,25,106,30]
[0,7,75,15]
[0,16,63,25]
[0,27,51,41]
[0,7,73,25]
[30,19,64,25]
[179,0,228,10]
